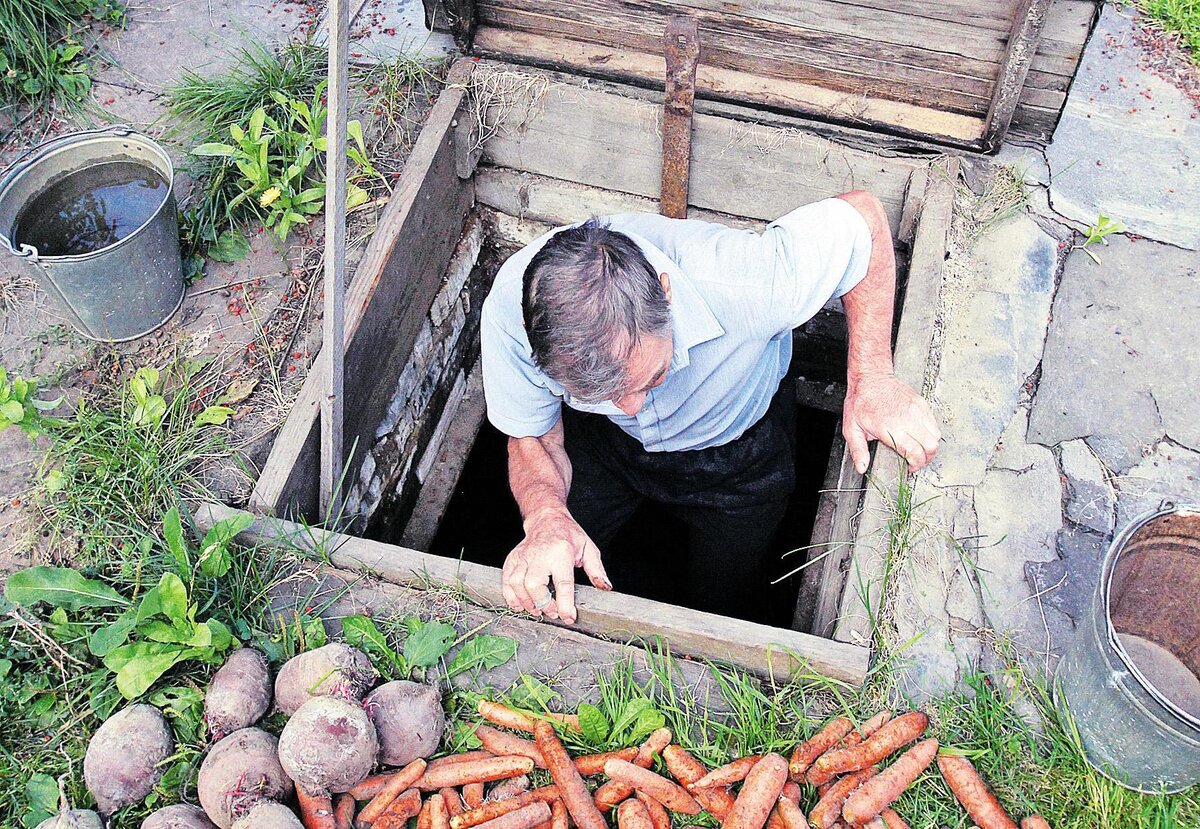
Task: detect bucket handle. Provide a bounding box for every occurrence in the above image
[0,124,137,261]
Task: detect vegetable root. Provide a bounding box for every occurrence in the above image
[141,804,218,829]
[602,759,701,814]
[574,748,638,776]
[808,713,928,785]
[198,727,293,829]
[274,644,376,715]
[880,808,910,829]
[636,792,671,829]
[477,701,578,733]
[278,697,379,796]
[808,767,877,829]
[450,786,559,829]
[333,795,355,829]
[359,760,427,823]
[662,745,736,820]
[473,801,552,829]
[230,802,303,829]
[365,681,446,767]
[775,796,810,829]
[442,788,466,818]
[36,811,103,829]
[841,739,938,825]
[720,753,789,829]
[430,793,451,829]
[534,720,608,829]
[85,703,175,817]
[616,800,654,829]
[296,789,335,829]
[691,756,761,789]
[475,726,546,768]
[205,648,272,741]
[1021,817,1051,829]
[936,754,1018,829]
[593,729,672,811]
[374,788,423,829]
[789,719,853,781]
[464,783,485,809]
[420,756,536,789]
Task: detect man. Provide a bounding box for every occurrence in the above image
[480,191,940,625]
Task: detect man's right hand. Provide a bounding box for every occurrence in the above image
[501,505,612,624]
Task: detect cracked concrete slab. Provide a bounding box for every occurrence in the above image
[1060,439,1116,534]
[1044,5,1199,249]
[1028,236,1199,473]
[1027,524,1107,623]
[931,214,1058,487]
[1114,441,1200,529]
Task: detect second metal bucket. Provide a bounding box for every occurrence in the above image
[1054,504,1200,793]
[0,126,184,342]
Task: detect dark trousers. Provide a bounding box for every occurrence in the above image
[563,383,797,621]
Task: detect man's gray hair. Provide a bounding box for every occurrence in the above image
[522,219,671,404]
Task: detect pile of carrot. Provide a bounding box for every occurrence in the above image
[323,701,1048,829]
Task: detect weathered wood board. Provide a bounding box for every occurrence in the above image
[197,502,872,685]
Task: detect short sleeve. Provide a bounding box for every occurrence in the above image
[480,295,562,438]
[763,197,873,330]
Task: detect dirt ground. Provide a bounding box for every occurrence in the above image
[0,0,451,572]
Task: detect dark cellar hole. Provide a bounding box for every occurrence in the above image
[427,403,839,630]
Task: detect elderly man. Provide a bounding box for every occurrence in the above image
[480,191,940,625]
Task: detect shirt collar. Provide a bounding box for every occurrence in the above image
[620,230,724,372]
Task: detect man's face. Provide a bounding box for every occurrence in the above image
[612,333,673,415]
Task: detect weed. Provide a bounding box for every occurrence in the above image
[1075,214,1127,264]
[1140,0,1200,62]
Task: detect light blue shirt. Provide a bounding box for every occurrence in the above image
[480,198,872,452]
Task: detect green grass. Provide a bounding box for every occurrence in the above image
[1141,0,1200,62]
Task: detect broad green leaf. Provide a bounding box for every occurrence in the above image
[105,642,192,699]
[192,143,235,157]
[627,708,666,744]
[137,573,189,622]
[195,405,235,426]
[4,566,128,611]
[577,703,610,744]
[403,620,457,668]
[205,619,234,652]
[446,634,517,678]
[163,506,189,574]
[348,119,366,153]
[139,619,195,645]
[0,657,11,678]
[1,400,23,422]
[509,674,559,711]
[24,772,58,827]
[88,606,138,656]
[42,469,67,493]
[133,396,166,427]
[207,229,249,263]
[610,696,654,738]
[346,183,369,211]
[30,396,62,413]
[343,615,395,664]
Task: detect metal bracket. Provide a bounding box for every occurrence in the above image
[660,16,699,220]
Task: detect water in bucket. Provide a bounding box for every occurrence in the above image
[12,160,169,257]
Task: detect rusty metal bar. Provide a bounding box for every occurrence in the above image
[660,16,699,219]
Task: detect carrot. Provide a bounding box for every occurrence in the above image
[574,747,639,776]
[419,798,436,829]
[766,803,786,829]
[863,819,887,829]
[489,775,531,801]
[661,745,737,820]
[422,756,536,789]
[442,788,466,818]
[430,793,452,829]
[1021,817,1051,829]
[603,759,702,815]
[808,713,929,785]
[781,782,801,804]
[429,751,499,771]
[617,799,655,829]
[789,718,854,781]
[297,789,336,829]
[451,787,561,829]
[808,767,877,829]
[478,701,579,733]
[637,792,671,829]
[360,759,428,823]
[936,754,1018,829]
[859,711,893,739]
[775,795,810,829]
[594,729,673,811]
[472,801,551,829]
[333,793,355,829]
[691,756,762,788]
[534,720,608,829]
[368,788,422,828]
[720,753,789,829]
[476,726,547,768]
[842,739,938,825]
[465,782,485,808]
[880,808,911,829]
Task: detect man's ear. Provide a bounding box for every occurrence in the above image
[659,272,673,303]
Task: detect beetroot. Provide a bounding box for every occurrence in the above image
[205,648,272,740]
[84,703,174,816]
[35,811,103,829]
[364,680,445,766]
[273,644,375,715]
[278,696,378,796]
[198,728,294,829]
[230,802,303,829]
[141,804,219,829]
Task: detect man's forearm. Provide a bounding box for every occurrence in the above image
[508,418,573,525]
[836,191,896,383]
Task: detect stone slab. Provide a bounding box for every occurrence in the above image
[1045,6,1200,249]
[1060,439,1116,534]
[316,0,456,60]
[1029,236,1199,472]
[1114,441,1200,530]
[1026,524,1107,623]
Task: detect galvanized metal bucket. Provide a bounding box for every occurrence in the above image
[0,126,184,342]
[1054,504,1200,793]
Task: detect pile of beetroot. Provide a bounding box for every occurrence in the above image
[43,642,1049,829]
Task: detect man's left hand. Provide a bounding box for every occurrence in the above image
[842,370,941,474]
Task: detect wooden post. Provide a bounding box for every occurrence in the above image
[444,0,477,50]
[660,16,699,219]
[981,0,1051,152]
[321,0,349,521]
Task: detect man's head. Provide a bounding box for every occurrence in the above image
[523,220,673,415]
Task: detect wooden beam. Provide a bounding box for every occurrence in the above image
[195,503,872,685]
[321,0,350,520]
[445,0,477,49]
[250,60,477,520]
[981,0,1051,152]
[832,156,959,648]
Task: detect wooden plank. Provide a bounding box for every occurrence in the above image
[982,0,1052,151]
[196,502,872,685]
[401,362,488,551]
[472,29,984,145]
[475,166,765,231]
[473,62,925,228]
[322,0,350,518]
[831,156,958,648]
[445,0,478,48]
[270,562,737,711]
[251,59,477,520]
